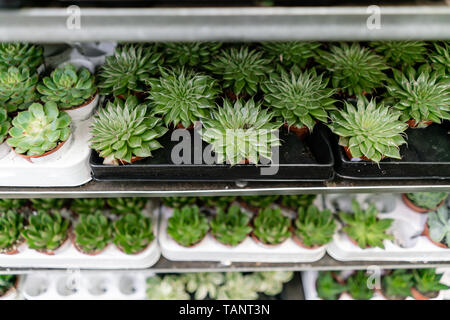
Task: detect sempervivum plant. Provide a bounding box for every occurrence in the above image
[162,42,222,68]
[71,198,106,216]
[106,197,147,215]
[262,67,337,131]
[22,211,70,253]
[339,199,394,249]
[113,214,155,254]
[147,67,219,128]
[201,99,282,165]
[430,42,449,79]
[405,192,447,211]
[385,65,450,127]
[316,271,346,300]
[382,270,413,300]
[146,275,189,300]
[198,196,236,210]
[210,205,252,246]
[252,207,291,245]
[412,269,450,298]
[184,272,224,300]
[427,206,450,247]
[74,212,112,254]
[318,42,388,96]
[30,198,66,211]
[346,271,374,300]
[261,41,320,68]
[0,66,38,113]
[0,199,26,212]
[217,272,259,300]
[7,102,71,156]
[369,41,428,67]
[37,64,97,109]
[161,197,196,208]
[90,96,168,165]
[250,271,294,296]
[328,97,408,163]
[279,194,316,210]
[0,211,24,253]
[294,205,337,248]
[0,43,43,70]
[98,44,163,97]
[240,195,280,209]
[167,205,209,247]
[206,46,271,97]
[0,108,9,144]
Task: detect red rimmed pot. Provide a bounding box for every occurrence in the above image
[114,240,153,255]
[289,226,321,250]
[410,287,439,300]
[11,135,72,164]
[401,194,445,214]
[343,146,385,162]
[237,201,259,214]
[0,238,25,255]
[118,156,144,165]
[35,232,70,256]
[65,92,99,121]
[71,234,110,256]
[210,233,248,248]
[406,119,433,129]
[283,123,309,141]
[422,223,448,249]
[250,232,288,248]
[172,235,207,250]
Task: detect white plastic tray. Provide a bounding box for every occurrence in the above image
[159,197,327,263]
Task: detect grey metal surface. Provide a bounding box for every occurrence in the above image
[0,6,449,42]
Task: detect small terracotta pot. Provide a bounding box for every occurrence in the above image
[422,223,448,249]
[36,233,70,255]
[115,240,153,255]
[172,236,206,249]
[0,238,24,255]
[237,159,250,165]
[175,123,195,130]
[344,146,385,162]
[283,123,309,140]
[289,226,320,250]
[410,287,439,300]
[250,232,287,248]
[12,139,69,163]
[71,234,109,256]
[401,194,444,214]
[66,92,97,112]
[406,119,433,128]
[210,233,247,248]
[238,201,259,214]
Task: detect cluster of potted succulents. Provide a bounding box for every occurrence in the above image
[146,271,293,300]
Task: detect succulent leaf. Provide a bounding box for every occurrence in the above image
[406,192,448,210]
[316,271,347,300]
[0,66,39,113]
[31,198,66,211]
[382,270,414,299]
[167,205,209,247]
[369,41,428,67]
[0,43,43,70]
[210,205,252,246]
[106,197,147,215]
[0,211,24,251]
[162,197,196,208]
[253,207,291,245]
[71,198,106,215]
[427,206,450,247]
[0,108,10,144]
[113,213,155,254]
[162,42,222,68]
[261,41,320,68]
[74,212,112,253]
[294,205,336,247]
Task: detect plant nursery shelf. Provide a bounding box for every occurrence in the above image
[0,6,449,42]
[0,178,449,198]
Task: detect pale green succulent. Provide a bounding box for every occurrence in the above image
[0,211,24,252]
[7,102,71,156]
[201,99,282,165]
[261,41,320,68]
[369,41,428,67]
[146,275,189,300]
[162,42,222,68]
[253,207,291,245]
[430,42,450,79]
[0,66,39,113]
[0,108,10,144]
[0,43,43,70]
[217,272,259,300]
[406,192,448,210]
[184,272,225,300]
[427,206,450,247]
[31,199,66,211]
[250,271,294,296]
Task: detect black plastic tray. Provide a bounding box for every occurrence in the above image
[90,124,335,182]
[332,122,450,180]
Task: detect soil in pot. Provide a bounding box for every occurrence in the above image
[410,287,439,300]
[401,194,445,214]
[422,223,448,249]
[283,123,309,141]
[406,119,433,128]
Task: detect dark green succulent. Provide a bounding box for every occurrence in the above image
[240,195,280,209]
[162,42,222,68]
[22,210,70,252]
[316,272,346,300]
[30,199,66,211]
[427,206,450,247]
[162,197,197,209]
[262,67,337,131]
[294,205,336,247]
[71,198,106,216]
[0,43,43,70]
[0,211,24,252]
[147,67,219,128]
[198,196,236,210]
[369,41,428,67]
[0,199,26,212]
[98,44,163,97]
[210,205,252,246]
[0,66,39,113]
[0,108,9,145]
[106,197,148,215]
[346,271,374,300]
[279,194,316,210]
[405,192,447,210]
[37,64,97,109]
[113,213,155,254]
[206,46,271,97]
[253,207,291,245]
[412,269,450,296]
[74,212,112,254]
[339,199,394,249]
[430,42,449,79]
[167,205,209,247]
[382,270,413,300]
[318,43,388,96]
[0,275,17,297]
[261,41,320,68]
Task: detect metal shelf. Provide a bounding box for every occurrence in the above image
[1,255,448,275]
[0,6,449,42]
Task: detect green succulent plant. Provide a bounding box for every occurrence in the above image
[0,108,10,144]
[167,205,209,247]
[369,41,428,67]
[184,272,225,300]
[318,42,388,96]
[279,194,316,210]
[162,42,222,68]
[71,198,106,216]
[346,271,374,300]
[339,199,394,249]
[217,272,259,300]
[201,99,282,165]
[294,205,336,247]
[0,211,24,252]
[262,67,337,131]
[427,206,450,247]
[22,210,70,252]
[328,97,408,163]
[382,270,414,299]
[210,205,252,246]
[113,213,154,254]
[37,64,97,109]
[412,269,450,296]
[147,67,219,128]
[250,271,294,296]
[198,196,236,210]
[0,66,39,113]
[30,198,66,211]
[261,41,320,68]
[0,275,17,297]
[385,65,450,126]
[430,42,450,79]
[240,195,280,209]
[146,275,189,300]
[316,272,347,300]
[206,46,271,97]
[106,197,148,215]
[0,43,43,70]
[7,102,71,156]
[98,44,163,97]
[252,207,291,245]
[90,96,168,165]
[405,192,447,210]
[0,199,26,212]
[161,197,197,208]
[74,212,112,254]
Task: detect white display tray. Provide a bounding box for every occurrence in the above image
[159,197,327,263]
[326,194,450,262]
[0,119,92,187]
[20,272,147,300]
